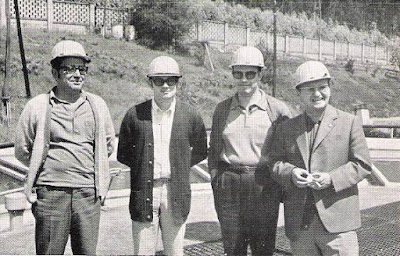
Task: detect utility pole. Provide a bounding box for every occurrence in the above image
[272,0,277,97]
[14,0,31,98]
[2,0,11,126]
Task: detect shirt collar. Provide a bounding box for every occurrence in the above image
[230,89,268,111]
[49,87,87,104]
[152,97,176,114]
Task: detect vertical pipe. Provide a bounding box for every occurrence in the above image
[272,0,277,97]
[14,0,31,98]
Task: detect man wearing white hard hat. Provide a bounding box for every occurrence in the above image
[117,56,207,255]
[208,46,291,255]
[267,61,372,255]
[15,40,115,254]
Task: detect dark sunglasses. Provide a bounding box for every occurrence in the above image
[59,65,88,75]
[232,71,257,80]
[151,77,179,87]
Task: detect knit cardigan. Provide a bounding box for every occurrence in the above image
[15,89,115,201]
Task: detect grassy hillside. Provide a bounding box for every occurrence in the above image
[0,29,399,143]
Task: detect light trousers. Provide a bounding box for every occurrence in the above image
[132,182,186,256]
[290,214,359,256]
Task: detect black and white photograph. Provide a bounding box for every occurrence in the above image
[0,1,400,255]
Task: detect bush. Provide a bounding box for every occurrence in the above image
[345,59,355,74]
[131,1,193,50]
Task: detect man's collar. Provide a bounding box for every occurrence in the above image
[231,89,268,110]
[49,87,87,103]
[152,97,176,113]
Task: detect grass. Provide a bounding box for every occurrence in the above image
[1,28,400,143]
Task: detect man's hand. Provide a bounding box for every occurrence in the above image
[291,168,312,188]
[308,172,332,190]
[24,184,37,204]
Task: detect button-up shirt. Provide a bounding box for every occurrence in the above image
[220,89,272,166]
[152,98,176,179]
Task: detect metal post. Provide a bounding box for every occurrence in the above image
[14,0,31,98]
[272,0,277,97]
[2,0,11,125]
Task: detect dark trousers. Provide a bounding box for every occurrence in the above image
[32,186,101,255]
[212,168,281,256]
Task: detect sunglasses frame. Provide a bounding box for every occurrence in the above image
[232,71,258,80]
[151,77,180,87]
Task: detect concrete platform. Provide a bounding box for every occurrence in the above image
[0,183,399,255]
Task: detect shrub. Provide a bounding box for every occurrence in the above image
[131,1,193,50]
[345,59,355,74]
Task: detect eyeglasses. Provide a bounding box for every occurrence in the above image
[59,65,89,75]
[151,77,179,87]
[232,71,257,80]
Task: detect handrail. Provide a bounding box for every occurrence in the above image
[0,187,24,197]
[0,142,14,149]
[364,124,400,129]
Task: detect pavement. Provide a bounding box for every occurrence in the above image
[1,181,400,255]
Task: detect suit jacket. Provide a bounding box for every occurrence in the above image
[117,99,207,224]
[268,105,372,241]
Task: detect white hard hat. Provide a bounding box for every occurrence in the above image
[50,40,90,65]
[230,46,265,68]
[147,56,182,77]
[295,61,331,89]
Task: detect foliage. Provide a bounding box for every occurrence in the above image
[225,0,400,39]
[389,37,400,70]
[345,59,355,74]
[130,1,193,50]
[180,0,389,46]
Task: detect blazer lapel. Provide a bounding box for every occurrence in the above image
[295,113,310,170]
[312,105,337,152]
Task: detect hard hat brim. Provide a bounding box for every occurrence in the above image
[229,64,265,69]
[147,73,182,78]
[50,55,91,65]
[296,77,331,89]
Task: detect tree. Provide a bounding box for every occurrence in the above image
[130,0,193,49]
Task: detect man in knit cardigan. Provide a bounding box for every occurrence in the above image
[15,40,115,255]
[117,56,207,256]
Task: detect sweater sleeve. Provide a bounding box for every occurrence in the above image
[190,109,208,167]
[117,108,136,167]
[15,101,36,167]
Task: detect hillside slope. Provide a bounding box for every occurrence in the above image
[0,29,399,143]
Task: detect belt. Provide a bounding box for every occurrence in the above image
[218,161,258,173]
[153,177,170,185]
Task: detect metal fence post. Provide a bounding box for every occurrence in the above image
[224,22,228,52]
[47,0,53,31]
[246,27,250,46]
[318,37,322,61]
[361,42,365,63]
[333,40,337,60]
[285,35,289,55]
[0,0,6,28]
[348,41,351,60]
[89,3,95,33]
[197,21,202,41]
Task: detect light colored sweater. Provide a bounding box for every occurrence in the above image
[15,89,115,202]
